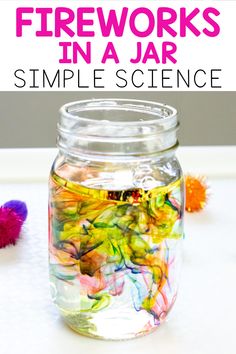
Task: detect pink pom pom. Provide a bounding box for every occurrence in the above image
[0,207,24,248]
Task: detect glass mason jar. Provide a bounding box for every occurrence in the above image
[49,99,184,340]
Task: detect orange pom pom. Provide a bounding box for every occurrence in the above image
[185,175,208,212]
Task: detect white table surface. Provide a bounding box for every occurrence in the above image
[0,147,236,354]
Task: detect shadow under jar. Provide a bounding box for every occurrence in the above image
[49,99,184,340]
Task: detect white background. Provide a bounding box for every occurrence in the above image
[1,147,236,354]
[0,0,235,90]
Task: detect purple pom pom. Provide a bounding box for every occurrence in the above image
[0,200,28,248]
[3,200,28,221]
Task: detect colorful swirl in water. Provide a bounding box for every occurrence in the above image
[49,173,183,323]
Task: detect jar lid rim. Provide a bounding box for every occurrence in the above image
[60,98,177,126]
